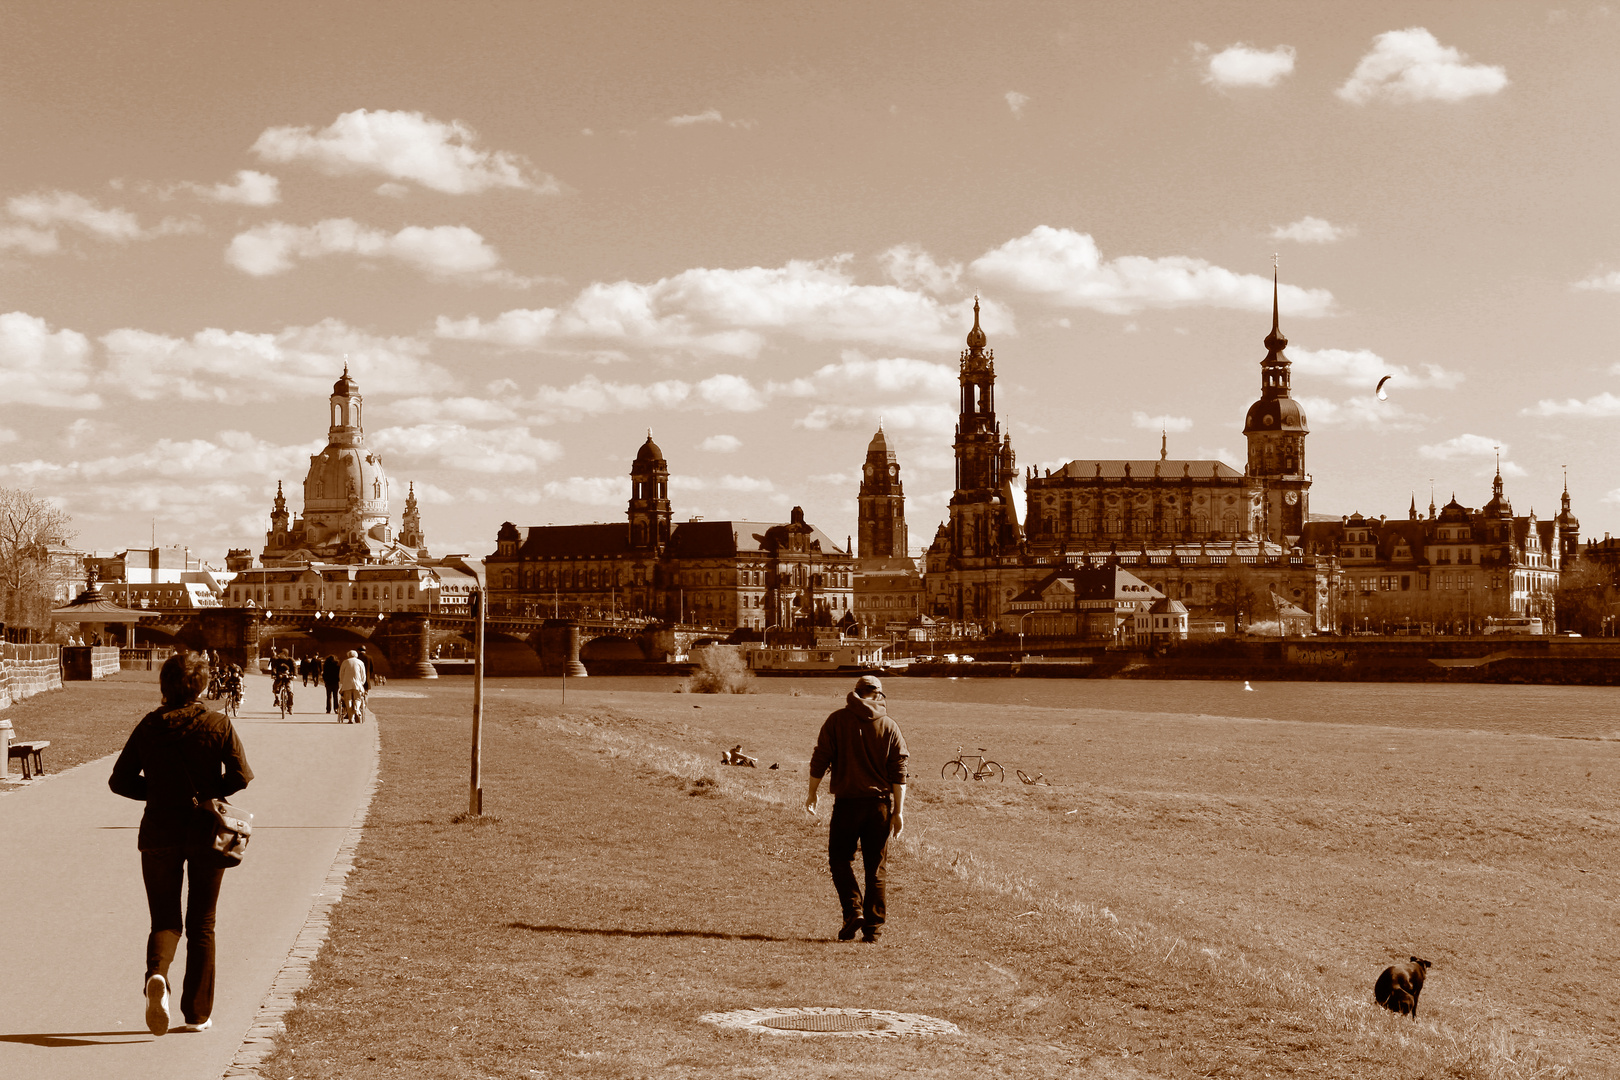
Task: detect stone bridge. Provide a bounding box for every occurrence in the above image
[129,609,721,678]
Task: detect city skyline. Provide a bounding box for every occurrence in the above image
[3,2,1619,563]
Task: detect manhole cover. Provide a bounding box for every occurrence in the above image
[701,1007,960,1039]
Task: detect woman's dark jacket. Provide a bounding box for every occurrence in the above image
[322,655,340,689]
[109,700,253,850]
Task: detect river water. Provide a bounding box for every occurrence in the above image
[492,674,1620,741]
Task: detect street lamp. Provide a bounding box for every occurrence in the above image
[1017,610,1036,660]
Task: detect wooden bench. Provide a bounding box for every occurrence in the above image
[8,740,49,780]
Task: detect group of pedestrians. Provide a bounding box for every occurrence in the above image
[284,648,375,721]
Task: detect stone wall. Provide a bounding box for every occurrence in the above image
[0,643,63,709]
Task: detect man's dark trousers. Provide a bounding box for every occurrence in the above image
[828,795,891,931]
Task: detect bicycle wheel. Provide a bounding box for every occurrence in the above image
[977,761,1005,782]
[942,760,970,781]
[1016,769,1034,785]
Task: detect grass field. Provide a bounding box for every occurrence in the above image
[260,680,1616,1079]
[0,670,162,781]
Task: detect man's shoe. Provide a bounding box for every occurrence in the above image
[837,918,863,941]
[174,1019,212,1033]
[860,928,882,944]
[144,974,170,1036]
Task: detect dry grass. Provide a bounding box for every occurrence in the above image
[0,671,160,780]
[261,681,1613,1078]
[680,646,756,694]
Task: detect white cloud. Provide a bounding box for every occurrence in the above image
[1337,28,1508,105]
[1288,347,1462,390]
[368,423,562,473]
[225,219,509,281]
[437,255,984,355]
[0,311,101,408]
[540,476,626,506]
[1203,44,1296,88]
[6,190,197,245]
[1522,392,1620,418]
[670,474,778,494]
[701,434,742,452]
[1270,216,1354,244]
[972,226,1334,316]
[1131,411,1193,433]
[667,109,724,126]
[1418,433,1506,461]
[0,430,315,486]
[252,109,554,194]
[881,243,962,294]
[530,375,694,420]
[1297,395,1427,429]
[0,427,16,444]
[389,396,520,423]
[1573,270,1620,292]
[697,373,766,412]
[0,225,60,254]
[99,318,453,404]
[189,170,281,206]
[1005,91,1030,117]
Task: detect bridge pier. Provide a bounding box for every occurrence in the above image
[538,620,588,677]
[372,613,439,679]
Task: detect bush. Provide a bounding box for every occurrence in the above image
[684,646,756,694]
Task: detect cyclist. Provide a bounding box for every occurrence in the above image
[270,649,296,715]
[222,664,244,718]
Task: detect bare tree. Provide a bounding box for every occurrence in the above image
[0,487,75,633]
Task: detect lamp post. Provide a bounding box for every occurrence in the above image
[1018,610,1036,661]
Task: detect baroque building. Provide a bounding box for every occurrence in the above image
[260,366,425,567]
[486,435,854,630]
[925,280,1337,635]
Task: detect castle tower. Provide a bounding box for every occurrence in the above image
[628,432,672,553]
[949,299,1019,557]
[265,480,291,551]
[1556,470,1580,564]
[400,482,427,554]
[1243,268,1311,543]
[858,424,908,559]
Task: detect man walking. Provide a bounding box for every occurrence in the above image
[805,674,908,943]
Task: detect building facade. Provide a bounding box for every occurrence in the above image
[486,435,854,631]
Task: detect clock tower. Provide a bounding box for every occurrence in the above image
[1242,269,1311,543]
[858,423,907,559]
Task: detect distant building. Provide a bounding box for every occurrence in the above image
[853,425,924,637]
[223,563,441,614]
[486,435,854,630]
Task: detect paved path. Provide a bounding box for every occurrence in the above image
[0,678,377,1080]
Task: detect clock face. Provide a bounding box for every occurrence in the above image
[889,464,898,476]
[1285,491,1299,505]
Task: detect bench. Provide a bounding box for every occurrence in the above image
[8,740,49,780]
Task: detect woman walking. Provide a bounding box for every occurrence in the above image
[109,651,253,1036]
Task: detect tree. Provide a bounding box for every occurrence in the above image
[0,487,74,634]
[1554,559,1615,636]
[1214,561,1260,632]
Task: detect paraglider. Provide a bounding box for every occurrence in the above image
[1376,374,1393,400]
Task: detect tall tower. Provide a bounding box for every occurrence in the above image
[858,424,907,559]
[400,482,427,554]
[628,432,672,553]
[1556,469,1580,565]
[265,480,291,551]
[949,299,1018,557]
[1243,269,1311,543]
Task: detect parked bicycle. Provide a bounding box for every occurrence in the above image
[1016,769,1051,786]
[943,746,1004,782]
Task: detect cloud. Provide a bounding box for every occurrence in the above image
[1337,28,1508,104]
[437,255,985,355]
[697,373,766,412]
[99,318,453,404]
[667,108,723,126]
[1203,44,1296,88]
[6,190,197,245]
[252,109,555,194]
[0,225,60,254]
[973,226,1334,316]
[0,311,101,408]
[539,476,626,505]
[1131,411,1193,433]
[1296,395,1428,429]
[1573,270,1620,292]
[1005,91,1030,117]
[225,219,513,281]
[881,243,962,294]
[1288,347,1463,390]
[187,170,281,206]
[0,427,16,444]
[0,430,316,486]
[1418,433,1506,461]
[529,375,694,420]
[701,434,742,452]
[1522,392,1620,418]
[1270,216,1353,243]
[368,423,563,473]
[388,396,520,423]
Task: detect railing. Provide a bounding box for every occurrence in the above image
[121,648,162,671]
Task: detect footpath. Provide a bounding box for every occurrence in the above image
[0,677,377,1080]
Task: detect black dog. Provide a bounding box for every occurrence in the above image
[1374,957,1432,1016]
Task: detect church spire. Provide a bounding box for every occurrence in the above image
[1160,428,1167,461]
[965,295,987,352]
[1264,260,1287,355]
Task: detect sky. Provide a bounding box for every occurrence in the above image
[2,1,1619,563]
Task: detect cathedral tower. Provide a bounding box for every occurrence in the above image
[400,482,427,555]
[858,424,907,559]
[1556,470,1580,564]
[628,433,672,553]
[948,299,1021,557]
[1243,270,1310,543]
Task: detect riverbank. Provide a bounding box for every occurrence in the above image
[263,682,1615,1077]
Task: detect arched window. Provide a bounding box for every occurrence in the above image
[1104,513,1122,535]
[502,571,514,589]
[1194,512,1208,535]
[1222,512,1238,536]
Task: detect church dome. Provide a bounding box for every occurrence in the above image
[333,367,360,398]
[965,298,987,350]
[303,445,390,514]
[634,433,664,466]
[1243,395,1309,434]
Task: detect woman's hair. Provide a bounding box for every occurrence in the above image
[160,651,212,705]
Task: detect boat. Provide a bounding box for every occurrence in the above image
[745,638,888,676]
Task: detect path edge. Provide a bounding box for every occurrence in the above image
[223,713,381,1078]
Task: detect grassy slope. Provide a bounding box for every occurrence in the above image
[0,671,162,778]
[262,683,1611,1079]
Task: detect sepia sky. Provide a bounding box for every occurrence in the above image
[3,1,1620,562]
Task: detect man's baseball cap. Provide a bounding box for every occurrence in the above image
[854,675,884,696]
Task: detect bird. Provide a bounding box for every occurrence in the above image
[1243,681,1255,691]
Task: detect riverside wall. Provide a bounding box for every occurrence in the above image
[1,644,63,709]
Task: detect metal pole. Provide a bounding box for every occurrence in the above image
[470,587,484,816]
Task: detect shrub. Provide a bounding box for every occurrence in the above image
[684,646,756,694]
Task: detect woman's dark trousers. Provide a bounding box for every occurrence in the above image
[325,684,340,712]
[141,845,226,1024]
[827,796,891,931]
